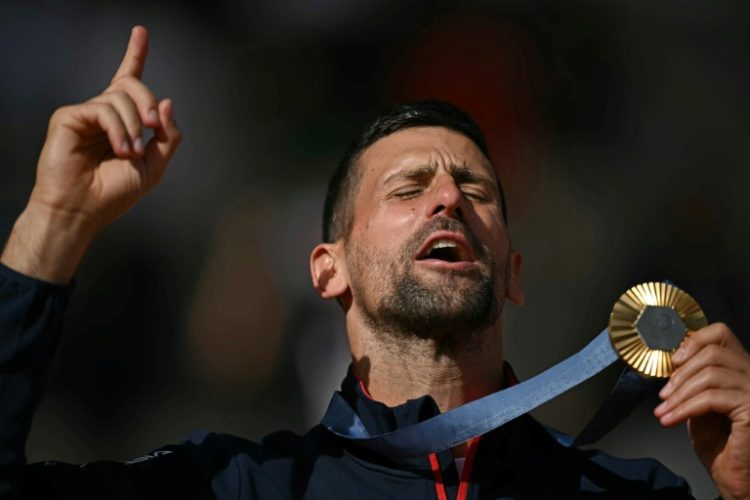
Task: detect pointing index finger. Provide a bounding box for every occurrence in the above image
[113,26,149,81]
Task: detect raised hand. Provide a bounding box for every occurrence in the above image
[655,323,750,500]
[1,26,181,283]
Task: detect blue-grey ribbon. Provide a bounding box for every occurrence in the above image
[323,328,631,458]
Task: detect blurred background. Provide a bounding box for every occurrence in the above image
[2,0,749,497]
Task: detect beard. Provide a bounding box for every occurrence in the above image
[347,218,506,353]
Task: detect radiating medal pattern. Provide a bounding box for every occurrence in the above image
[608,282,707,378]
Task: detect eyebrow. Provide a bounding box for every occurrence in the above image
[382,162,496,191]
[382,164,435,186]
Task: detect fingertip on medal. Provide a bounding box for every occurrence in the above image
[672,339,690,366]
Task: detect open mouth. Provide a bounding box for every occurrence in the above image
[415,234,474,264]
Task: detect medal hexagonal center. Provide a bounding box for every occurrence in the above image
[635,306,686,351]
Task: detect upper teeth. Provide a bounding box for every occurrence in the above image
[430,239,457,251]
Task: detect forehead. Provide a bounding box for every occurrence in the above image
[356,126,496,186]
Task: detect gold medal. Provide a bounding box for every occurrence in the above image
[609,282,707,378]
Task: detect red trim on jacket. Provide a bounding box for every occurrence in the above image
[428,453,448,500]
[352,369,374,399]
[456,436,481,500]
[356,363,519,499]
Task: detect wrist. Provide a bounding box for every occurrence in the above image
[1,200,98,284]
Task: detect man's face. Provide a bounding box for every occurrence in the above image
[342,126,521,346]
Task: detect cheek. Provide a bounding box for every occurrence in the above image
[362,214,415,271]
[471,211,501,237]
[360,202,419,240]
[489,236,511,266]
[474,214,509,256]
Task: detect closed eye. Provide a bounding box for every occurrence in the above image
[390,185,425,198]
[460,186,490,202]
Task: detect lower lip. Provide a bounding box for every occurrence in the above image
[415,259,477,271]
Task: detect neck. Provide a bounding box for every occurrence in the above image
[347,317,505,414]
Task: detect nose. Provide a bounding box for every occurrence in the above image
[426,176,466,221]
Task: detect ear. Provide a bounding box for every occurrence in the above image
[506,250,524,306]
[310,242,350,299]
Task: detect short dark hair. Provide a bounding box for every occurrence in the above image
[322,100,508,243]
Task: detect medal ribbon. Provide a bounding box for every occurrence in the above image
[322,282,705,458]
[322,328,634,458]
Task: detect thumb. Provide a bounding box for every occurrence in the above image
[142,98,181,187]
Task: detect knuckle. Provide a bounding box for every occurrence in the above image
[703,366,721,381]
[124,121,141,135]
[706,388,722,402]
[49,105,70,126]
[108,75,124,88]
[714,321,730,335]
[87,100,104,111]
[94,101,116,117]
[105,90,127,102]
[142,93,158,109]
[704,344,722,361]
[119,75,156,100]
[112,73,134,86]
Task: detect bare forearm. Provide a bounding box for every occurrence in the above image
[1,201,96,284]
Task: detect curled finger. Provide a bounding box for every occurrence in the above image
[107,74,160,128]
[674,323,747,368]
[657,365,747,416]
[64,101,132,157]
[668,343,750,396]
[93,91,144,155]
[657,388,744,427]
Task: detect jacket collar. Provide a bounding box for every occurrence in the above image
[321,363,521,469]
[340,365,442,436]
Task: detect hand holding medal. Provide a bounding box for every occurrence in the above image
[654,321,750,500]
[610,282,750,498]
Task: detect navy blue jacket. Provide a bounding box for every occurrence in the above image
[0,263,693,499]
